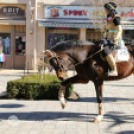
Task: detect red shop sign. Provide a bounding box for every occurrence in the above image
[63,9,88,16]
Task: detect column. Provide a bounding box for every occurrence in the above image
[79,28,86,41]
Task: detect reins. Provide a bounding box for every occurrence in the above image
[45,44,132,71]
[74,45,106,67]
[60,44,133,69]
[49,45,108,71]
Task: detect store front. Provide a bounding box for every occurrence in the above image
[0,5,26,69]
[38,5,134,49]
[46,27,79,49]
[38,5,98,49]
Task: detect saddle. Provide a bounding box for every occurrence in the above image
[100,46,130,63]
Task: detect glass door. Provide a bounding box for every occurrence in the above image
[13,34,26,69]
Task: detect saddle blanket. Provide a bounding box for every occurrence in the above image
[112,46,130,63]
[100,46,130,63]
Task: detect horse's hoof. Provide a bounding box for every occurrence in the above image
[93,115,102,123]
[93,119,101,123]
[61,102,66,109]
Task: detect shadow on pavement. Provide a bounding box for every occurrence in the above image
[105,84,134,87]
[0,110,134,123]
[0,104,24,108]
[0,111,95,122]
[69,97,134,103]
[118,131,134,134]
[0,107,134,133]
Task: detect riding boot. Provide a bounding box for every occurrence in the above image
[105,54,118,76]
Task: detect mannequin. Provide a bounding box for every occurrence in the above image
[4,36,11,55]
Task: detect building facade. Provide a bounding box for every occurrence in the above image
[0,0,134,69]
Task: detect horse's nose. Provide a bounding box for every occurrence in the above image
[57,69,64,81]
[58,76,64,81]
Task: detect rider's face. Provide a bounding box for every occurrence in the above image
[105,8,109,15]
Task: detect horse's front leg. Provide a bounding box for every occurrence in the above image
[58,75,89,109]
[94,80,104,123]
[58,85,66,109]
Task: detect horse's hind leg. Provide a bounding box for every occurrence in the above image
[94,80,104,123]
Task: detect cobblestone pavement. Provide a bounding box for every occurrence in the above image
[0,70,134,134]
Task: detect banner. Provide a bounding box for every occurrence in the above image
[45,6,134,20]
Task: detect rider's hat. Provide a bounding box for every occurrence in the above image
[104,2,117,11]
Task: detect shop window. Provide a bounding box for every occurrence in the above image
[0,33,11,55]
[15,36,26,55]
[124,30,134,45]
[87,29,101,42]
[47,27,78,49]
[48,33,78,49]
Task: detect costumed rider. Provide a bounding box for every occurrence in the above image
[102,2,122,76]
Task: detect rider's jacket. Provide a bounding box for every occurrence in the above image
[103,15,122,45]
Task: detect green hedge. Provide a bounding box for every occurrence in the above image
[6,75,73,100]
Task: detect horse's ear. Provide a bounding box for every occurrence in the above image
[42,50,53,57]
[42,50,46,53]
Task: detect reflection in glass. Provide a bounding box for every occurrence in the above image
[48,33,78,49]
[15,37,25,55]
[47,27,78,49]
[124,30,134,46]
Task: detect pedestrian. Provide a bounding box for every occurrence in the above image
[0,47,5,70]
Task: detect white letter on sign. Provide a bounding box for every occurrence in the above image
[16,8,19,13]
[8,8,12,13]
[3,8,7,13]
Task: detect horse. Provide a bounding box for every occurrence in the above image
[43,40,134,122]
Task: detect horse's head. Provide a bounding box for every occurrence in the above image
[43,50,73,81]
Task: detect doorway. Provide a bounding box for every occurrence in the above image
[13,33,26,69]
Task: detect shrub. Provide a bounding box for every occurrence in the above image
[7,74,73,100]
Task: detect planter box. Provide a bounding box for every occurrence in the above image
[7,75,73,100]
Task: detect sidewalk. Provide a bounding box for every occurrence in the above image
[0,70,134,134]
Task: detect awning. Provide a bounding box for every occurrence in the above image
[38,19,134,30]
[121,21,134,30]
[0,20,26,25]
[38,19,99,29]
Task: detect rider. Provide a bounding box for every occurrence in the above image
[102,2,122,76]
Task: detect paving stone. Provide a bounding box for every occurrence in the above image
[0,71,134,134]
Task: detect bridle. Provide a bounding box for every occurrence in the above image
[44,50,75,71]
[44,44,116,71]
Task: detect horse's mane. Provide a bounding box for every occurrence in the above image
[50,40,94,52]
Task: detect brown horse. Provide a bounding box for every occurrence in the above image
[43,40,134,122]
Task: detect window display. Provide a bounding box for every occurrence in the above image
[47,27,78,49]
[124,30,134,45]
[48,33,78,49]
[4,37,11,55]
[15,36,25,55]
[0,33,11,55]
[87,29,102,42]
